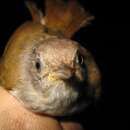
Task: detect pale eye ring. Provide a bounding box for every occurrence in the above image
[76,53,84,65]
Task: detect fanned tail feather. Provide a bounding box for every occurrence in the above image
[26,0,94,38]
[26,1,43,23]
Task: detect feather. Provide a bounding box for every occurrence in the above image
[45,0,94,38]
[26,0,94,38]
[25,0,43,23]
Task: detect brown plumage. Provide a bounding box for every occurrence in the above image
[0,0,100,116]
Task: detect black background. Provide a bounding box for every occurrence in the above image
[0,0,128,130]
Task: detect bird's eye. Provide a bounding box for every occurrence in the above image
[35,60,41,71]
[76,53,84,65]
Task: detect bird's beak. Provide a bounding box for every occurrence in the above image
[47,68,74,81]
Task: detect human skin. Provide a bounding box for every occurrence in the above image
[0,87,83,130]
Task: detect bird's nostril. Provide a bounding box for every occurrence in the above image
[71,68,75,74]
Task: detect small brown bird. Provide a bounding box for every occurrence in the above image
[0,0,101,116]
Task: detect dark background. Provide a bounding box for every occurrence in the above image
[0,0,128,130]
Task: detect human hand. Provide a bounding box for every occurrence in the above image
[0,87,83,130]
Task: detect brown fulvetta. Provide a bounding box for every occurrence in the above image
[0,0,101,116]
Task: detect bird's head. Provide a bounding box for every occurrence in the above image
[9,37,100,116]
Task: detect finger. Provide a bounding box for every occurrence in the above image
[61,122,84,130]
